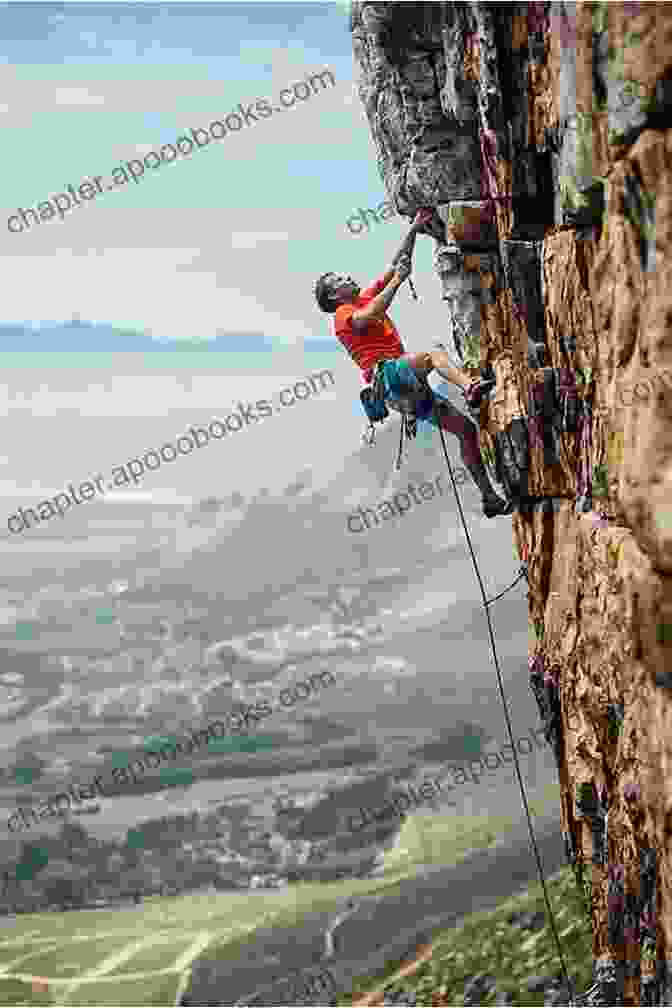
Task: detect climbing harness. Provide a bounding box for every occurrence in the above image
[360,361,496,475]
[430,397,581,1006]
[359,358,434,463]
[360,363,392,444]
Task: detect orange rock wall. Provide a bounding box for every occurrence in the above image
[352,2,672,1002]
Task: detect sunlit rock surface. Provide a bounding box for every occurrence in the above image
[351,2,672,1002]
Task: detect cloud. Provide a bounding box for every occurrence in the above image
[230,232,291,251]
[54,87,106,107]
[0,64,249,126]
[0,206,323,345]
[0,52,359,352]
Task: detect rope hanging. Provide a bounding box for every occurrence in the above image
[485,565,528,608]
[429,397,579,1005]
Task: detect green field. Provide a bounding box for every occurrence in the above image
[0,783,562,1006]
[337,864,593,1006]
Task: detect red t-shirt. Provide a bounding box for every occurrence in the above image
[334,276,404,384]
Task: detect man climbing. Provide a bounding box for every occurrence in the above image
[313,209,511,517]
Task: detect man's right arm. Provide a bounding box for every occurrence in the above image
[351,265,408,333]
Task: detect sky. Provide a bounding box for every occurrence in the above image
[0,0,441,344]
[0,1,476,502]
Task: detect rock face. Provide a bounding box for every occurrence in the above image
[350,2,672,1004]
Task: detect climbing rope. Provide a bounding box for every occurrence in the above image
[429,396,579,1006]
[484,565,528,608]
[395,411,406,471]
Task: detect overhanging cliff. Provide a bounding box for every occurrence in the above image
[350,3,672,1004]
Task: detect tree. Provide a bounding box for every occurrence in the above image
[38,859,88,911]
[119,865,148,902]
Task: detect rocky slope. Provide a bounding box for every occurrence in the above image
[350,3,672,1004]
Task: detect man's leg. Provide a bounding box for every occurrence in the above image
[428,350,472,391]
[401,350,471,391]
[428,399,510,517]
[392,352,508,515]
[430,343,497,407]
[401,349,494,408]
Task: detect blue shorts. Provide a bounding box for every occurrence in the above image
[379,359,435,420]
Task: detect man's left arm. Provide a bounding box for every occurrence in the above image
[363,212,429,295]
[365,233,416,294]
[390,224,419,270]
[390,210,435,269]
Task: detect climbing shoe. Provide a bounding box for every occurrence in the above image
[482,493,515,518]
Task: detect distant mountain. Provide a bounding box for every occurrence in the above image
[0,320,275,353]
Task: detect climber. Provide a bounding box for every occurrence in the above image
[313,209,511,518]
